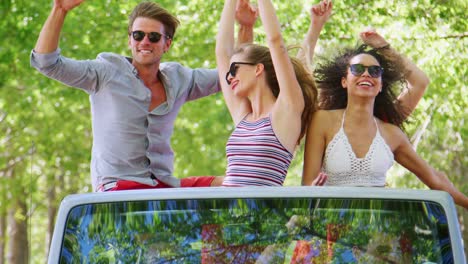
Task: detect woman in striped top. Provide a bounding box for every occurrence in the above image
[216,0,317,186]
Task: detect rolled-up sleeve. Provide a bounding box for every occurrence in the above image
[30,48,107,93]
[186,68,221,101]
[30,49,62,68]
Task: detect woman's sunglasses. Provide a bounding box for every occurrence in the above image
[225,62,256,85]
[131,30,169,43]
[349,64,384,78]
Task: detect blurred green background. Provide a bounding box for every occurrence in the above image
[0,0,466,262]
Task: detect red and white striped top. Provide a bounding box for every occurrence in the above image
[222,116,293,186]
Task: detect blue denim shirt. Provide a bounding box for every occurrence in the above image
[31,49,220,190]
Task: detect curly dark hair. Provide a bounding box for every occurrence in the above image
[315,44,409,128]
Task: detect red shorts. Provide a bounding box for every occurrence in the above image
[181,176,216,187]
[97,176,216,192]
[97,179,172,192]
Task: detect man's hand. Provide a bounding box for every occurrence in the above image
[54,0,85,12]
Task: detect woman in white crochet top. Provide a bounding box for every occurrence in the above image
[301,30,468,209]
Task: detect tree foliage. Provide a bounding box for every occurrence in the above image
[0,0,466,262]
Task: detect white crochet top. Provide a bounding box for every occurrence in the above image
[323,111,394,186]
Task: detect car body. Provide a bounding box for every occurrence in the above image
[48,186,466,263]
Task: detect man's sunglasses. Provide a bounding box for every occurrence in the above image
[225,62,256,85]
[349,64,384,78]
[131,30,169,43]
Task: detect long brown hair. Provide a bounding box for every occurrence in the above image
[234,44,318,144]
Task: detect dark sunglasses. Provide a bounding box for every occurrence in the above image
[349,64,384,78]
[225,62,256,85]
[131,30,169,43]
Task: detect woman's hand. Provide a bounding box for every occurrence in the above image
[236,0,258,28]
[359,28,390,49]
[310,0,333,29]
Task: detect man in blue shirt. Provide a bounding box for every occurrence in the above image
[31,0,257,191]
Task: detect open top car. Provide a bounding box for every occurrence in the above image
[48,187,466,263]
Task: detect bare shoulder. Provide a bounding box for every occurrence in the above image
[312,109,342,122]
[376,119,408,150]
[377,119,405,136]
[309,109,343,138]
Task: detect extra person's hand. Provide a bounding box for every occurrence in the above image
[360,28,390,49]
[312,172,328,186]
[54,0,85,12]
[235,0,258,27]
[310,0,333,28]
